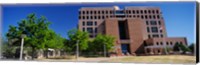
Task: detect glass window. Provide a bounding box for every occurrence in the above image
[95,28,97,33]
[151,27,158,33]
[146,21,149,25]
[157,15,160,19]
[160,34,163,38]
[95,21,97,25]
[160,42,163,45]
[152,34,159,38]
[158,21,161,25]
[82,21,85,26]
[87,21,93,26]
[147,27,150,32]
[82,28,85,31]
[150,20,157,25]
[87,27,93,33]
[156,42,159,45]
[148,35,151,38]
[83,11,85,14]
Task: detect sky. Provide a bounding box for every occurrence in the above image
[1,2,196,45]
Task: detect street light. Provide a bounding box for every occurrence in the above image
[159,27,168,55]
[19,34,26,60]
[103,44,106,57]
[76,40,79,61]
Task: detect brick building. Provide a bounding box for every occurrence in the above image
[78,6,187,56]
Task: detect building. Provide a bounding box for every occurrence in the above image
[78,6,188,56]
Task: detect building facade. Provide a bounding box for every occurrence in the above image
[78,6,187,56]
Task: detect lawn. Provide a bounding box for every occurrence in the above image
[100,55,196,64]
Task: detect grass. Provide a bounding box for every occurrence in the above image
[101,55,196,64]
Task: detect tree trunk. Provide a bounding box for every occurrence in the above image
[31,47,35,60]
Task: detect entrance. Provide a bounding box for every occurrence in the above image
[121,44,130,55]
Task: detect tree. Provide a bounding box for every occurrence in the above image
[90,34,115,54]
[6,13,64,59]
[67,29,89,52]
[173,42,181,52]
[189,43,195,53]
[179,43,191,53]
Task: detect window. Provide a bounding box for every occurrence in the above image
[166,42,169,45]
[160,34,163,38]
[90,11,93,14]
[86,11,89,14]
[94,16,97,19]
[148,10,151,14]
[106,11,108,14]
[87,21,93,26]
[82,21,85,26]
[133,10,135,14]
[102,16,105,19]
[145,15,148,19]
[152,34,159,38]
[89,34,93,38]
[110,11,113,14]
[136,10,139,14]
[180,42,183,44]
[102,11,104,14]
[156,10,159,14]
[83,16,85,19]
[150,21,157,25]
[94,11,96,14]
[95,21,97,25]
[146,21,149,25]
[98,16,101,19]
[98,11,100,14]
[137,15,140,18]
[83,11,85,14]
[95,28,97,33]
[152,10,155,14]
[141,15,144,19]
[147,27,150,32]
[82,28,85,31]
[129,10,131,14]
[157,15,160,19]
[86,16,89,19]
[160,42,163,45]
[148,35,151,38]
[149,15,152,19]
[153,15,156,19]
[140,10,143,14]
[87,27,93,33]
[151,27,158,33]
[158,21,161,25]
[90,16,93,19]
[144,10,147,14]
[156,42,159,45]
[170,42,173,45]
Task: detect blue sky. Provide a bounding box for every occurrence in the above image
[1,2,196,45]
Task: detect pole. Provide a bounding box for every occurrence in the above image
[76,40,79,61]
[20,38,24,60]
[163,37,168,55]
[104,44,106,57]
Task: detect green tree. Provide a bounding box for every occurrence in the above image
[179,43,191,53]
[6,13,64,59]
[67,29,89,52]
[189,43,195,53]
[91,34,115,54]
[173,42,180,52]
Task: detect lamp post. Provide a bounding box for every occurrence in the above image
[19,34,26,60]
[159,27,168,55]
[76,40,79,61]
[103,44,106,57]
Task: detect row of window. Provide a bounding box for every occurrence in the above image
[147,27,162,33]
[79,10,113,15]
[127,15,161,19]
[148,34,163,38]
[79,9,160,15]
[79,14,161,20]
[82,27,98,34]
[82,21,97,26]
[146,20,161,25]
[125,9,160,14]
[156,41,183,46]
